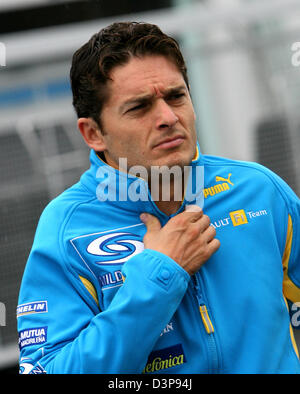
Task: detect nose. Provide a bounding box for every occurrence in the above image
[155,99,179,130]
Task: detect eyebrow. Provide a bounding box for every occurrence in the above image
[119,84,187,114]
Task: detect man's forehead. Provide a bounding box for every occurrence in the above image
[125,82,186,99]
[108,55,185,95]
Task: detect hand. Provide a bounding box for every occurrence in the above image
[140,206,220,275]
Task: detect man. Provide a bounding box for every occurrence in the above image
[17,22,300,374]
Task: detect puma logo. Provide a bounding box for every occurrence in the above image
[215,173,234,186]
[203,174,234,199]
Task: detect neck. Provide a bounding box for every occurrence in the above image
[149,173,185,216]
[100,151,188,215]
[155,200,182,216]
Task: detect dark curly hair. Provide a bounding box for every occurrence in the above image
[70,22,189,128]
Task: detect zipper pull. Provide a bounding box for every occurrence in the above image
[199,305,215,334]
[192,275,215,334]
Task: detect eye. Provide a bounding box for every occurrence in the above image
[168,93,185,101]
[127,103,147,112]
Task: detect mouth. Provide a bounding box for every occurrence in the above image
[153,135,185,150]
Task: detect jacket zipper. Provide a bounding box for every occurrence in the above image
[192,273,220,373]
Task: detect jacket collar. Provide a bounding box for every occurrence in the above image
[81,142,204,220]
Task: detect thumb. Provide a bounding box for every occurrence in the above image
[140,213,161,232]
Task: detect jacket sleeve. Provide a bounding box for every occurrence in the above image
[17,208,190,374]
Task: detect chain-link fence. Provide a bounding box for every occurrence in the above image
[0,109,90,367]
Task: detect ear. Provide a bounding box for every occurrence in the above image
[77,118,106,151]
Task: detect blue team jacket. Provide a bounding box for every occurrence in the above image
[17,144,300,374]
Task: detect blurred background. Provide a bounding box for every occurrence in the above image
[0,0,300,374]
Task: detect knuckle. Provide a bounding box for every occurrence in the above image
[173,215,188,228]
[210,239,220,253]
[203,215,211,226]
[187,225,199,239]
[209,224,216,236]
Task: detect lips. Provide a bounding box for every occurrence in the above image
[153,135,185,150]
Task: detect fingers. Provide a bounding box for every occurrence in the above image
[203,226,220,256]
[140,213,162,232]
[202,223,217,243]
[184,205,203,218]
[193,216,220,250]
[184,205,204,223]
[185,204,202,213]
[140,208,220,272]
[140,209,219,244]
[206,237,221,255]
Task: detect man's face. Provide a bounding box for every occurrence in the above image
[99,55,198,172]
